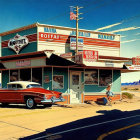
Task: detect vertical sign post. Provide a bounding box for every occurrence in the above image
[70,6,83,55]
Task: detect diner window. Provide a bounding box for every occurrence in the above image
[20,69,31,81]
[84,70,98,85]
[99,70,112,86]
[10,70,19,82]
[32,68,42,84]
[72,75,79,85]
[53,75,64,89]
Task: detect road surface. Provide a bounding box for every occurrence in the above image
[20,109,140,140]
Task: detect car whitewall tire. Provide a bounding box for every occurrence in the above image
[26,98,36,109]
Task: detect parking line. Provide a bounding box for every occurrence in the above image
[97,122,140,140]
[31,115,140,140]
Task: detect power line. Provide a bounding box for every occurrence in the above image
[121,14,140,24]
[36,0,140,34]
[83,0,117,14]
[81,0,105,9]
[39,11,69,23]
[38,0,114,24]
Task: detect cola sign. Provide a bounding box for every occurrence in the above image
[8,34,29,54]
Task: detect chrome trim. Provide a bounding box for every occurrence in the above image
[41,97,65,103]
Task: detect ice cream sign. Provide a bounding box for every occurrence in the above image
[8,34,29,54]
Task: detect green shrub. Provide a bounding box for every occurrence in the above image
[123,88,128,90]
[122,92,134,99]
[133,88,139,90]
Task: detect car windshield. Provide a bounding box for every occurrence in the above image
[26,84,42,88]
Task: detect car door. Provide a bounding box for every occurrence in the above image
[2,84,22,103]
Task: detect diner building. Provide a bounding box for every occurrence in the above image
[0,23,137,104]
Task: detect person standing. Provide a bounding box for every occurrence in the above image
[106,84,114,106]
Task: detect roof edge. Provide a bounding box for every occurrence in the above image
[0,23,38,36]
[37,23,120,36]
[0,50,53,60]
[0,22,120,37]
[99,55,132,61]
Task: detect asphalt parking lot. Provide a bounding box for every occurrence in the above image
[0,104,60,140]
[0,97,140,140]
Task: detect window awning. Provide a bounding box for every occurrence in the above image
[0,50,53,61]
[0,63,6,70]
[46,53,77,66]
[0,50,79,70]
[0,50,139,73]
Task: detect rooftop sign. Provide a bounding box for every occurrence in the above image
[83,50,98,62]
[70,37,83,50]
[126,65,140,70]
[8,34,29,54]
[132,56,140,65]
[42,27,118,41]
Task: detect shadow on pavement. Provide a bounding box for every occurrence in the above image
[20,109,140,140]
[0,104,52,109]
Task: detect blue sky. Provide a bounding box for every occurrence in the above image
[0,0,140,82]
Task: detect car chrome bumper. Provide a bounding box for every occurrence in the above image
[41,97,65,103]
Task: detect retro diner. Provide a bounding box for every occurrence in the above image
[0,23,133,104]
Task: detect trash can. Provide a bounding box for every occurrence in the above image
[97,97,107,105]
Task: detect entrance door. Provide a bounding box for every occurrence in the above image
[70,71,82,104]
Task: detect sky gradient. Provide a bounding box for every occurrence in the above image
[0,0,140,82]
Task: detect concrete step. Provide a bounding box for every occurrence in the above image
[70,98,80,104]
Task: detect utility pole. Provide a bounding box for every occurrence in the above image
[75,6,83,55]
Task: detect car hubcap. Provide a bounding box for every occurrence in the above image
[27,98,34,108]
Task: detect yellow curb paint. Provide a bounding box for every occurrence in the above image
[97,123,140,140]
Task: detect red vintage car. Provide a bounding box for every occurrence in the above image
[0,81,65,109]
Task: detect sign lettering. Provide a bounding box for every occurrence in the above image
[83,50,98,62]
[70,30,90,37]
[98,34,115,40]
[8,34,29,54]
[105,61,114,67]
[60,52,72,58]
[44,27,57,33]
[16,60,31,67]
[132,56,140,65]
[126,65,140,70]
[39,33,60,40]
[70,38,83,50]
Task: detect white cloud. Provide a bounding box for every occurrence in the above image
[109,27,140,33]
[120,35,126,38]
[121,39,136,43]
[121,39,140,43]
[95,22,122,31]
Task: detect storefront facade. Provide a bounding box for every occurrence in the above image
[0,23,133,104]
